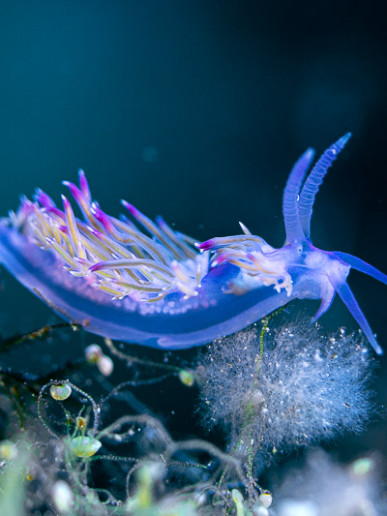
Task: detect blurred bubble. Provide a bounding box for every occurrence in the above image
[141,146,158,163]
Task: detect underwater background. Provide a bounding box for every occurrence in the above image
[0,0,386,507]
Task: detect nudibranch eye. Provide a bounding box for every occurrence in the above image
[0,135,386,353]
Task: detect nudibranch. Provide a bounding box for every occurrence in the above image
[0,134,386,353]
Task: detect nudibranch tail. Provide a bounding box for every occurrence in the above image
[0,135,385,353]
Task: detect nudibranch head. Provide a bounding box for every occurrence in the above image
[0,135,385,353]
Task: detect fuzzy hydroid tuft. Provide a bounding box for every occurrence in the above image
[198,321,374,457]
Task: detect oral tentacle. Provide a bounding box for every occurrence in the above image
[329,275,383,355]
[333,251,387,285]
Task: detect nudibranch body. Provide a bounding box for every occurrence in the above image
[0,134,386,353]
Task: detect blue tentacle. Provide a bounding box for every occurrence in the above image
[329,274,383,355]
[311,287,336,323]
[333,251,387,285]
[282,149,314,244]
[298,133,352,240]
